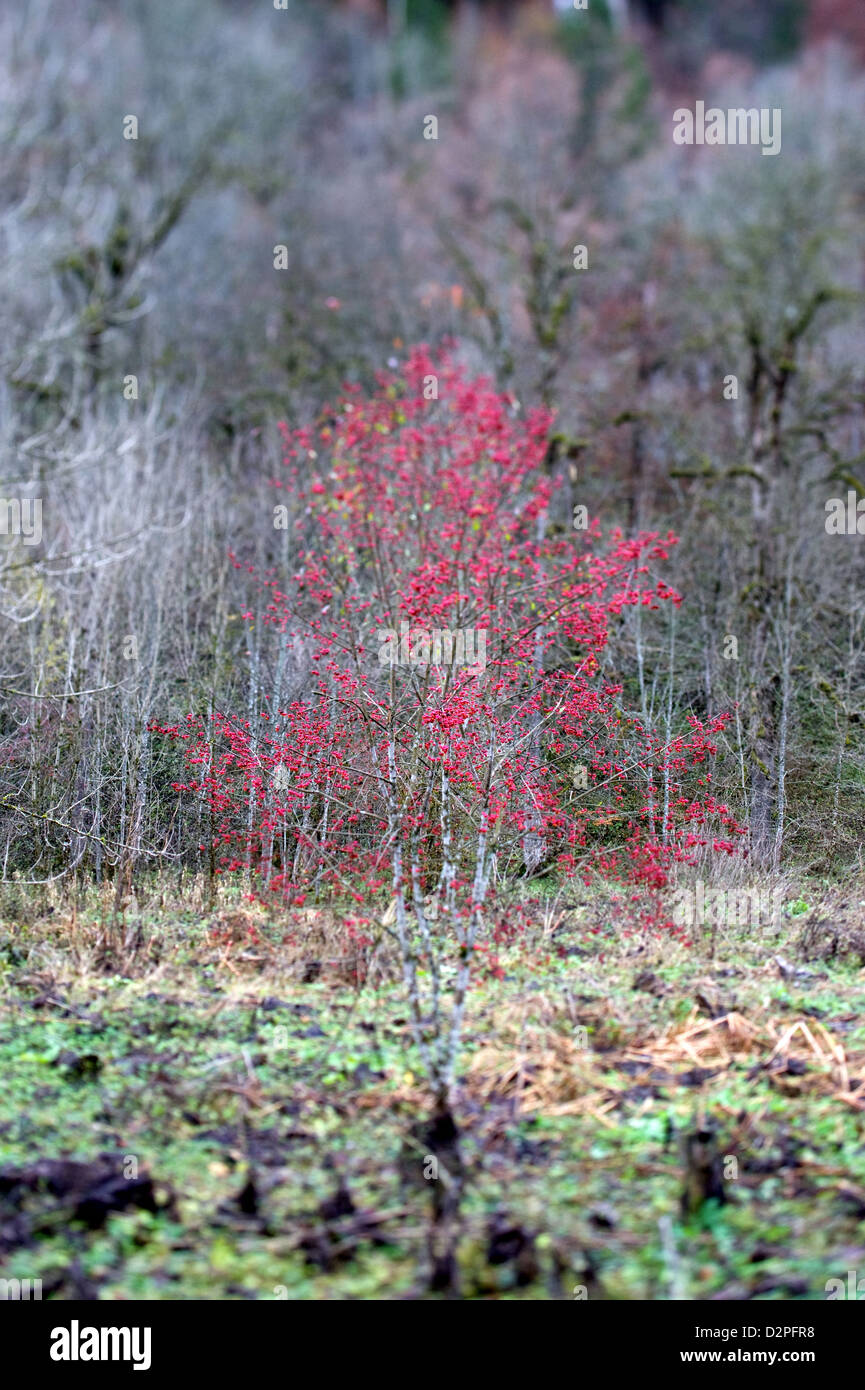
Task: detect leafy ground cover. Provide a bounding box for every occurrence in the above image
[1,885,864,1300]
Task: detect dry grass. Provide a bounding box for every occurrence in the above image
[457,1004,865,1122]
